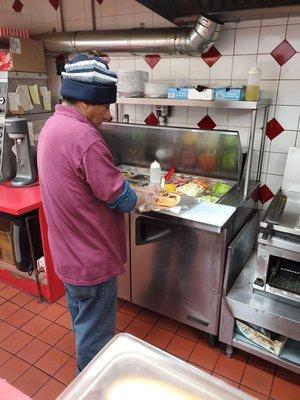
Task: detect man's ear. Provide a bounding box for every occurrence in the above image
[80,101,89,110]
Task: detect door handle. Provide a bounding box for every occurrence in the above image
[135,216,180,245]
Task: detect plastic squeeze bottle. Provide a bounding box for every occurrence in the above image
[150,160,162,184]
[246,64,261,101]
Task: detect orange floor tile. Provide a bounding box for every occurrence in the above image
[0,283,299,400]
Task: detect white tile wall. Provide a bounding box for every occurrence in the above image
[254,129,271,152]
[270,131,297,153]
[5,0,300,202]
[258,26,286,53]
[261,17,288,27]
[251,151,269,173]
[257,54,280,79]
[170,58,190,80]
[151,58,171,81]
[117,13,134,29]
[275,106,300,131]
[232,55,257,80]
[210,56,233,80]
[190,57,210,81]
[187,107,206,127]
[286,24,300,52]
[268,152,288,175]
[214,29,235,55]
[259,80,279,104]
[235,28,260,55]
[134,12,153,28]
[228,110,251,128]
[266,173,283,194]
[277,81,300,106]
[281,53,300,79]
[288,16,300,25]
[237,19,261,28]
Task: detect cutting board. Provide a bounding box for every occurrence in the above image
[161,202,236,228]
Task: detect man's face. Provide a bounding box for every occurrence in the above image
[82,103,112,127]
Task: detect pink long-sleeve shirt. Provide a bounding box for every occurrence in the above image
[37,105,126,285]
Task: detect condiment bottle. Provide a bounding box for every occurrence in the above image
[150,160,161,184]
[246,64,261,101]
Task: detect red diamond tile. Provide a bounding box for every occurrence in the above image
[49,0,60,9]
[271,39,296,66]
[144,54,161,69]
[144,112,159,126]
[251,184,260,203]
[99,53,110,64]
[96,0,104,4]
[201,45,221,67]
[12,0,23,12]
[266,118,284,140]
[258,184,274,204]
[197,114,216,130]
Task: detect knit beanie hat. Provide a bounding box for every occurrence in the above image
[60,54,118,104]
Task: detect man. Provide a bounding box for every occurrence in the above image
[37,54,138,373]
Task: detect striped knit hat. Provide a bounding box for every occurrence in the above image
[60,54,118,104]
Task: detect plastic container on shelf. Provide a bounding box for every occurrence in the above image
[150,160,161,184]
[117,70,149,97]
[144,82,170,98]
[245,64,261,101]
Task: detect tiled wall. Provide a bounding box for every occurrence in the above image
[1,0,300,208]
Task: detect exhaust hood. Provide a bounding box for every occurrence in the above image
[136,0,300,24]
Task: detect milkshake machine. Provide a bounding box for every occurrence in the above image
[0,71,52,185]
[4,118,37,186]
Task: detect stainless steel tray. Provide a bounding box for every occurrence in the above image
[119,165,237,203]
[57,334,255,400]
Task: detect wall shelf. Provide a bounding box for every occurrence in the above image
[117,97,271,110]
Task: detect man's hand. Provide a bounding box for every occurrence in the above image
[132,184,161,211]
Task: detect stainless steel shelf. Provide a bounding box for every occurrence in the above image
[117,97,271,110]
[233,338,300,374]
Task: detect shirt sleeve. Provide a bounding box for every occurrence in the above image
[79,140,125,204]
[107,180,137,212]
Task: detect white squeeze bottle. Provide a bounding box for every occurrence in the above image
[150,160,161,184]
[246,64,261,101]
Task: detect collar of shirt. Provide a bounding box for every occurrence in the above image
[54,104,93,126]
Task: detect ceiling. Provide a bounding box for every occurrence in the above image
[136,0,300,24]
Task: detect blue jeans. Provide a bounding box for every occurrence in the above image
[64,277,117,373]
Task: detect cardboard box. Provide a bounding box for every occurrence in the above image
[167,87,189,99]
[214,87,245,101]
[0,38,46,73]
[188,88,215,100]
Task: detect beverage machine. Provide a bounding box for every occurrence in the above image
[0,71,52,185]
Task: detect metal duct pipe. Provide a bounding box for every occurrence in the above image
[41,15,222,56]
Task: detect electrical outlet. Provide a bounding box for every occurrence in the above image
[155,105,171,118]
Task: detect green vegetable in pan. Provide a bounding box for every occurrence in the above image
[199,195,219,203]
[212,182,231,197]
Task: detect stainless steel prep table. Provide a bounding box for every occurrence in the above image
[102,123,260,344]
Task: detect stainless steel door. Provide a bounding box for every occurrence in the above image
[130,213,228,335]
[118,213,131,301]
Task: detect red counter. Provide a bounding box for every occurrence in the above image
[0,184,64,302]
